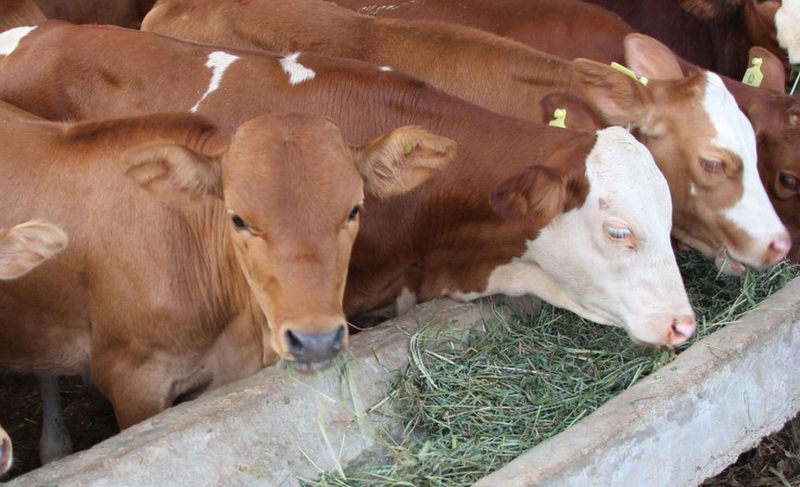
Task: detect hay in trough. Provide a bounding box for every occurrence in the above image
[303,253,800,487]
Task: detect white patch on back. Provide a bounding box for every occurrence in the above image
[379,66,393,72]
[395,287,418,315]
[279,52,316,85]
[701,73,786,243]
[776,0,800,64]
[0,26,36,57]
[190,51,240,113]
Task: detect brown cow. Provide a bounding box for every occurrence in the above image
[0,111,450,429]
[326,0,800,263]
[0,22,696,347]
[140,1,790,271]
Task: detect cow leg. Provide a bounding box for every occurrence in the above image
[37,375,73,464]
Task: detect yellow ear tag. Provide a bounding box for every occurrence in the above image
[742,57,763,87]
[610,62,649,86]
[548,108,567,128]
[402,142,414,155]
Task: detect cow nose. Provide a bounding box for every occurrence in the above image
[669,315,696,347]
[285,325,346,364]
[764,233,792,267]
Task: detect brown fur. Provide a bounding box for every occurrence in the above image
[314,0,800,259]
[0,0,46,31]
[32,0,152,28]
[0,21,597,317]
[138,0,757,261]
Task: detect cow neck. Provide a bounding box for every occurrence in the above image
[345,96,586,316]
[360,17,584,123]
[60,118,261,334]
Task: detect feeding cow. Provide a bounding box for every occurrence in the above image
[0,111,450,431]
[139,2,790,271]
[325,0,800,265]
[0,22,696,346]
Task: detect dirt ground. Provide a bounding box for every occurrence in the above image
[0,374,119,480]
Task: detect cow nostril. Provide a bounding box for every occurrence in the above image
[284,325,347,363]
[670,316,696,345]
[769,236,792,256]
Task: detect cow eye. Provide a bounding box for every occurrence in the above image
[699,157,725,175]
[231,214,249,231]
[779,172,800,195]
[347,205,362,222]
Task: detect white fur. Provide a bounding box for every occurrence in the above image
[379,66,393,72]
[701,73,787,262]
[279,52,316,85]
[359,4,400,15]
[0,26,36,57]
[451,128,692,346]
[395,287,418,315]
[190,52,240,113]
[776,0,800,64]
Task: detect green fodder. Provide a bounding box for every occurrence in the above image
[303,253,800,487]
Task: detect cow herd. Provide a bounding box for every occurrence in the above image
[0,0,797,477]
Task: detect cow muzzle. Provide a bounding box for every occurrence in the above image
[285,325,346,373]
[630,313,697,348]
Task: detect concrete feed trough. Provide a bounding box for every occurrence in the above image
[8,279,800,487]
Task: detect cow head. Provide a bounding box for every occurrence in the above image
[680,0,798,67]
[489,128,695,347]
[0,221,68,280]
[0,424,10,475]
[569,34,790,273]
[739,47,800,261]
[125,113,454,371]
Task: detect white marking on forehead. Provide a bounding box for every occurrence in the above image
[776,0,800,64]
[280,52,316,85]
[395,287,418,315]
[700,74,787,245]
[190,51,240,113]
[0,26,36,56]
[586,127,673,227]
[379,66,393,72]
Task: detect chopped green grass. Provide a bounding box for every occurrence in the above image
[303,253,800,487]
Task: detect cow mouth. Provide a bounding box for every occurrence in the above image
[290,358,335,374]
[714,248,748,276]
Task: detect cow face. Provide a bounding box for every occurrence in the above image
[125,114,454,371]
[0,221,68,280]
[741,47,800,261]
[486,128,695,347]
[572,34,790,273]
[0,424,10,475]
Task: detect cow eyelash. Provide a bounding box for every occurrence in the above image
[779,172,800,194]
[606,226,632,240]
[699,157,725,175]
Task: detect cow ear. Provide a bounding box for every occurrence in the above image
[678,0,742,19]
[623,34,685,80]
[541,93,605,131]
[0,221,68,280]
[749,46,786,91]
[350,126,456,199]
[490,165,584,227]
[124,140,228,206]
[572,58,654,127]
